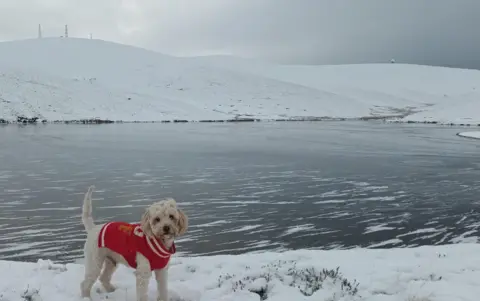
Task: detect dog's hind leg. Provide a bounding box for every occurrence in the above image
[80,243,106,298]
[99,257,117,293]
[81,255,105,298]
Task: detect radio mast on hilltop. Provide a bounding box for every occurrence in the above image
[38,24,42,38]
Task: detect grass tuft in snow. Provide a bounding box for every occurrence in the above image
[217,260,359,300]
[288,266,359,297]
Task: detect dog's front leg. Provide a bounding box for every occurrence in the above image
[154,267,168,301]
[135,254,152,301]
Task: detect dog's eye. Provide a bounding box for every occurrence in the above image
[154,217,160,223]
[169,214,175,220]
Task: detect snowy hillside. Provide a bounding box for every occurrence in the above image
[193,56,480,125]
[1,38,480,124]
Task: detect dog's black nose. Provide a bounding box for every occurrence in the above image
[163,225,170,233]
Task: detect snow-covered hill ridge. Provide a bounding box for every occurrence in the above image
[1,38,479,124]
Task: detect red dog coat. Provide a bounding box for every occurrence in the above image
[98,221,176,270]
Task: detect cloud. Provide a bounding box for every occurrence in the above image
[1,0,479,68]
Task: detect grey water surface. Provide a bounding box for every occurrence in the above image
[1,121,480,263]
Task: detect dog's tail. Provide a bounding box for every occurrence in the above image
[82,185,96,232]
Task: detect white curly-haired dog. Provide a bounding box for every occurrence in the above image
[80,186,188,301]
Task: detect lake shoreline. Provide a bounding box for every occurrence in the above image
[1,116,480,127]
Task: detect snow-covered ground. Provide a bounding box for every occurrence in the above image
[457,131,480,139]
[1,37,480,124]
[1,244,479,301]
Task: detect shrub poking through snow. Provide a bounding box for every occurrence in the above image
[288,265,359,297]
[16,116,39,124]
[217,260,360,300]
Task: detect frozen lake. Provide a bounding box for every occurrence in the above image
[1,121,480,263]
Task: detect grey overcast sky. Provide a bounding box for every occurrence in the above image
[1,0,479,68]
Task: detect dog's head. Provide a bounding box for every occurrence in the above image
[140,198,188,239]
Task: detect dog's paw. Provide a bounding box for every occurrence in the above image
[103,283,117,293]
[95,283,117,294]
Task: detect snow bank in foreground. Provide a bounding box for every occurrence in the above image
[1,38,480,124]
[1,244,479,301]
[457,131,480,139]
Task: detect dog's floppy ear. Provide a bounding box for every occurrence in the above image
[176,209,188,236]
[140,208,154,237]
